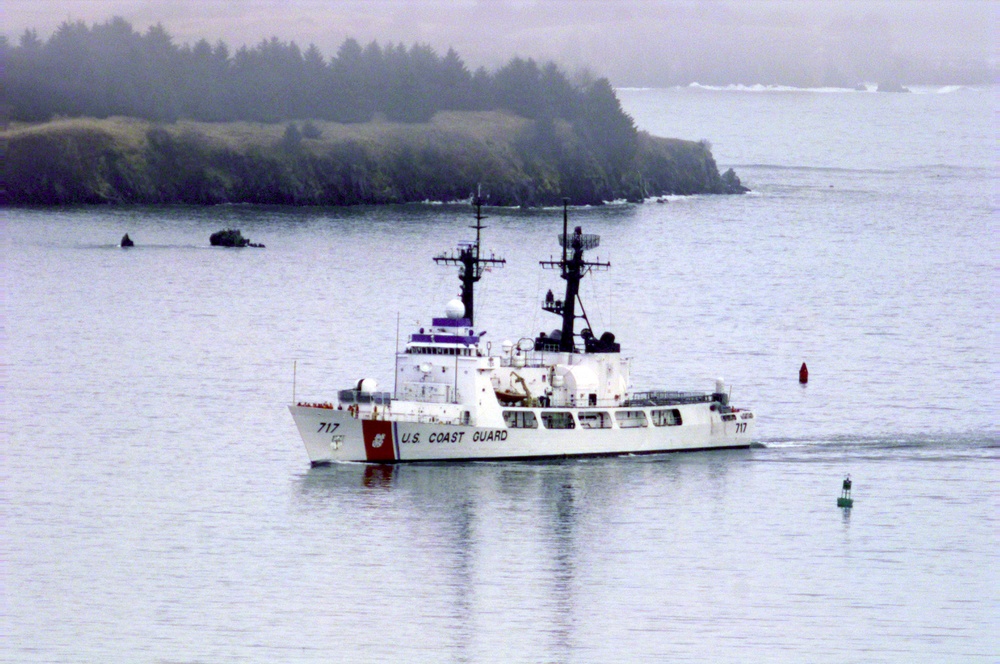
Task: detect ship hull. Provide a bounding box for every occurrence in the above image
[290,404,755,464]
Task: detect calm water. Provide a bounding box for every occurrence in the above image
[4,86,997,662]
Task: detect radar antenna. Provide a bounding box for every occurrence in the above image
[538,199,611,353]
[433,196,506,326]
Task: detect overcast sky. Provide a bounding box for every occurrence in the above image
[5,1,996,85]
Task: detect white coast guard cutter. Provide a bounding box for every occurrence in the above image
[289,200,755,464]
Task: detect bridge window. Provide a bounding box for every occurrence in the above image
[503,410,538,429]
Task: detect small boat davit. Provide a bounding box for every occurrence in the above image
[289,200,756,464]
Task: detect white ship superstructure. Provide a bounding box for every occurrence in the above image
[290,201,755,463]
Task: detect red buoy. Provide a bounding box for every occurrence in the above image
[799,362,809,384]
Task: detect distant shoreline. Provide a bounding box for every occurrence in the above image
[1,112,747,207]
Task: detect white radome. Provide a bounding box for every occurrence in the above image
[445,299,465,319]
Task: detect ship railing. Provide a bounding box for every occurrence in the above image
[497,352,555,369]
[623,391,715,407]
[338,389,392,405]
[501,395,703,409]
[501,400,624,409]
[386,412,466,425]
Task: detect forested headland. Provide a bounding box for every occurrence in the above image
[1,18,747,206]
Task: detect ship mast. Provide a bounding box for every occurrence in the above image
[540,199,610,353]
[434,197,506,326]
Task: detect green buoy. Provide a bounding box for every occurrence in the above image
[837,475,854,508]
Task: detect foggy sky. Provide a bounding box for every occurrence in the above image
[6,1,996,85]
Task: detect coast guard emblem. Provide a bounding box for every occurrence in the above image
[362,420,396,462]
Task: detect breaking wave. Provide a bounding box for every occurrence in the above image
[675,83,969,94]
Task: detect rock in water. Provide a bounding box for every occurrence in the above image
[120,233,134,247]
[720,168,749,194]
[210,229,246,246]
[209,228,263,248]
